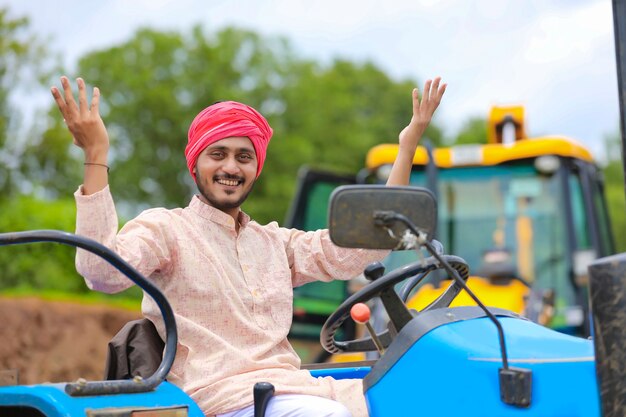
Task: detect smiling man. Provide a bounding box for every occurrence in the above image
[185,101,272,225]
[51,75,446,417]
[193,136,257,217]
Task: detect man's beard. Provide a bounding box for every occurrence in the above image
[195,171,255,212]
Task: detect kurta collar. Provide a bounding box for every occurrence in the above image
[188,195,251,229]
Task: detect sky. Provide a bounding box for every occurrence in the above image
[5,0,621,161]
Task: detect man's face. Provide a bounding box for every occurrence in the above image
[194,136,257,216]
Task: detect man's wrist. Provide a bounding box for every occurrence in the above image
[397,143,418,158]
[84,147,109,164]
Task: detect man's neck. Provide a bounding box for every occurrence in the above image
[197,194,241,230]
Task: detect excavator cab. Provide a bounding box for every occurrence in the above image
[287,105,614,351]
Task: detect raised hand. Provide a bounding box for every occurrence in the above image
[51,76,110,194]
[398,77,447,151]
[51,76,109,163]
[386,77,446,186]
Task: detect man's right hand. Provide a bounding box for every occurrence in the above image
[51,76,109,159]
[51,76,110,194]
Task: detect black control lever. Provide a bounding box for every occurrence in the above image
[253,382,275,417]
[364,262,385,281]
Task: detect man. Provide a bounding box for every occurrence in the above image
[51,75,446,417]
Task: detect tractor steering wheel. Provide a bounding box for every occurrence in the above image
[320,254,469,354]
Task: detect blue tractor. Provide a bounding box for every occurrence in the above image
[0,183,609,416]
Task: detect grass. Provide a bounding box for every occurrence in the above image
[0,287,142,311]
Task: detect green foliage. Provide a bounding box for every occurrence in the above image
[0,196,82,292]
[43,26,300,215]
[8,13,624,300]
[0,8,58,196]
[602,131,626,253]
[605,179,626,253]
[2,15,447,296]
[2,289,141,311]
[0,8,54,195]
[452,116,488,145]
[0,195,142,300]
[0,8,29,140]
[32,25,440,224]
[251,58,436,221]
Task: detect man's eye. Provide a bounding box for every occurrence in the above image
[211,152,224,158]
[238,154,253,160]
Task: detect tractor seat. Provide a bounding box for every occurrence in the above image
[105,319,274,417]
[105,318,164,380]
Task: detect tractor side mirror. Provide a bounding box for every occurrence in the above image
[328,185,437,250]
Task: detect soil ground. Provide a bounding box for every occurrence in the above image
[0,296,357,387]
[0,297,141,385]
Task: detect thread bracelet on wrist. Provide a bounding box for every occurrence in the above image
[84,162,110,173]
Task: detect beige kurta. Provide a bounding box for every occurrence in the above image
[74,186,383,416]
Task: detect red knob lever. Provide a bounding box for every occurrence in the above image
[350,302,385,355]
[350,303,371,324]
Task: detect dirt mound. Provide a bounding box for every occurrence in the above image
[0,297,141,385]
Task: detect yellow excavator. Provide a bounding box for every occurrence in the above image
[286,105,614,362]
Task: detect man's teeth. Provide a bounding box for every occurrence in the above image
[217,179,239,186]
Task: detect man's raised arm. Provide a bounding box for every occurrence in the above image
[51,76,110,195]
[386,76,447,187]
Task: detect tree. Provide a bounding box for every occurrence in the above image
[602,130,626,252]
[35,27,296,215]
[34,26,444,224]
[0,194,142,300]
[256,58,442,221]
[0,195,83,292]
[2,23,448,294]
[451,116,488,145]
[0,8,54,196]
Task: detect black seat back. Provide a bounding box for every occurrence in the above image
[104,318,164,380]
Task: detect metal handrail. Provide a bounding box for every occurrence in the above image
[0,230,177,396]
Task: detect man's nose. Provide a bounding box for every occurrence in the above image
[222,156,241,174]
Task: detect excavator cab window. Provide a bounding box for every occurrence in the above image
[285,156,612,340]
[380,160,587,332]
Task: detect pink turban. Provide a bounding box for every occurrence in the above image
[185,101,273,180]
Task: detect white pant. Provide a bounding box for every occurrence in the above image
[217,394,352,417]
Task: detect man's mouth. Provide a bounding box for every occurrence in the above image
[214,176,243,187]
